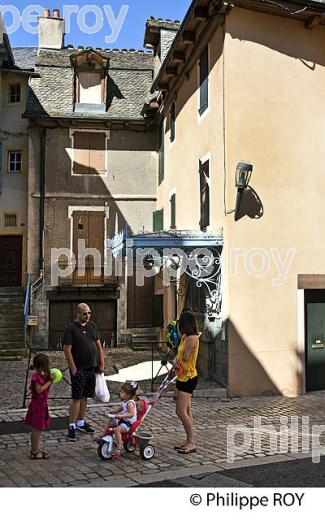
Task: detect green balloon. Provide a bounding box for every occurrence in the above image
[51,368,62,384]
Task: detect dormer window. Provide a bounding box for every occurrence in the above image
[78,72,102,104]
[71,50,109,114]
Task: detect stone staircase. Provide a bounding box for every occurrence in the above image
[0,288,26,359]
[123,328,158,351]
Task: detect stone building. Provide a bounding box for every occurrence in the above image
[24,10,159,349]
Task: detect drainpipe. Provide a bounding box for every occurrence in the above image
[32,120,46,299]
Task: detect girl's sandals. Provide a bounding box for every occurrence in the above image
[30,450,49,460]
[111,449,121,460]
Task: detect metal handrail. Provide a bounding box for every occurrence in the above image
[24,273,31,333]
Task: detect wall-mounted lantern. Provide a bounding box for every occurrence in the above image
[235,162,253,189]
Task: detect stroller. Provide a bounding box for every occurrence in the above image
[97,365,180,461]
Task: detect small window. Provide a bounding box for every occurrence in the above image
[9,84,21,103]
[199,159,210,231]
[170,102,176,143]
[199,46,209,116]
[4,214,17,227]
[8,151,22,173]
[170,193,176,229]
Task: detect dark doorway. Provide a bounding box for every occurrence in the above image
[49,299,117,349]
[305,290,325,391]
[0,235,22,286]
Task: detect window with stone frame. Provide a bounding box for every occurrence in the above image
[8,151,22,173]
[72,132,106,175]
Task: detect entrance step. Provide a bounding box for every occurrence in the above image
[0,288,24,297]
[0,348,26,360]
[126,328,158,350]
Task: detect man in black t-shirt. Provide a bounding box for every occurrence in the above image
[63,303,105,442]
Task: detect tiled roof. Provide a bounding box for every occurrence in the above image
[24,47,154,120]
[146,17,181,31]
[12,47,38,70]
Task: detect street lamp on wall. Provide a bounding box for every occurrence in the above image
[235,162,253,189]
[233,161,263,221]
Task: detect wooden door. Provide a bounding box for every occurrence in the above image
[0,235,22,286]
[127,270,155,328]
[72,211,105,285]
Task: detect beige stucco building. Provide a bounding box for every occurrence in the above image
[0,21,35,289]
[144,0,325,396]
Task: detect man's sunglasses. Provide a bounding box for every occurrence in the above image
[82,312,91,316]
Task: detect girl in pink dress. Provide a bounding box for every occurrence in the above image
[25,354,54,459]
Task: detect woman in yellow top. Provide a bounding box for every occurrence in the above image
[173,311,199,454]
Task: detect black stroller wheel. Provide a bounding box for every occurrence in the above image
[98,440,113,460]
[140,444,155,460]
[124,439,136,453]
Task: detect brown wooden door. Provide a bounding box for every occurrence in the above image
[0,235,22,286]
[72,211,105,285]
[127,270,155,328]
[49,300,117,349]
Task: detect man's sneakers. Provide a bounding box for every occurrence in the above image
[76,422,95,434]
[67,426,76,442]
[67,422,95,441]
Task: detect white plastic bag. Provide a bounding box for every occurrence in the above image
[95,373,110,403]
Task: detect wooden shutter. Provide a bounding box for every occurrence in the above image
[153,209,164,232]
[0,142,2,193]
[170,103,176,142]
[73,132,106,175]
[199,160,210,231]
[170,193,176,229]
[158,122,164,185]
[73,132,90,174]
[88,212,105,283]
[89,133,106,175]
[199,46,209,115]
[79,72,102,104]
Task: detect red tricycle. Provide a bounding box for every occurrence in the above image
[97,366,179,461]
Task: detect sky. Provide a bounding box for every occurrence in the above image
[1,0,192,49]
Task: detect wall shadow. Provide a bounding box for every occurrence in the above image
[106,75,125,111]
[234,186,264,221]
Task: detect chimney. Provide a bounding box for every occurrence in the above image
[38,8,65,50]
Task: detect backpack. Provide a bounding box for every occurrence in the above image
[164,320,180,349]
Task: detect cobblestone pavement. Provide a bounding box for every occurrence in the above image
[1,391,325,487]
[0,348,162,410]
